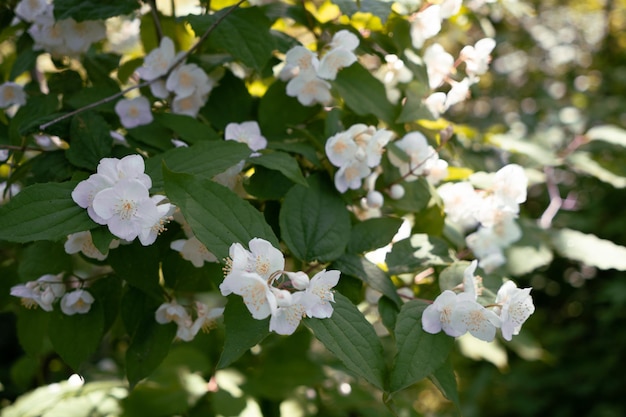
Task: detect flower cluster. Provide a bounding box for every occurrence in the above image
[16,0,106,57]
[325,124,394,193]
[10,274,95,315]
[387,131,448,184]
[422,261,535,342]
[373,54,414,104]
[136,36,215,117]
[155,299,224,342]
[438,164,528,272]
[71,155,175,245]
[219,238,340,335]
[279,30,359,106]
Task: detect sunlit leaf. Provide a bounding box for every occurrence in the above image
[551,228,626,270]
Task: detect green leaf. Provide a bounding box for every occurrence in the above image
[49,300,105,370]
[108,241,163,299]
[386,177,433,213]
[120,286,162,336]
[245,165,295,200]
[378,296,400,335]
[386,234,454,274]
[428,359,461,409]
[279,175,351,263]
[202,71,255,131]
[153,113,220,144]
[217,296,270,369]
[333,63,397,125]
[65,112,113,171]
[585,124,626,147]
[126,317,176,388]
[347,217,403,254]
[333,0,394,23]
[16,308,50,357]
[551,228,626,270]
[164,167,278,260]
[304,293,386,390]
[146,140,251,192]
[89,276,122,333]
[187,7,275,72]
[396,81,434,123]
[332,253,402,308]
[389,300,454,393]
[18,241,72,281]
[252,151,307,186]
[567,152,626,188]
[53,0,141,21]
[90,227,116,255]
[0,181,96,243]
[10,95,59,144]
[258,80,320,136]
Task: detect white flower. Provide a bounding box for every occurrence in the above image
[445,77,472,108]
[387,131,435,180]
[422,290,465,337]
[91,178,155,241]
[460,38,496,77]
[190,302,224,335]
[334,158,371,193]
[64,230,119,261]
[155,301,190,325]
[137,36,176,81]
[450,297,501,342]
[225,238,285,282]
[492,164,528,212]
[279,46,319,81]
[171,91,207,118]
[15,0,48,22]
[115,96,153,129]
[11,274,65,312]
[269,289,313,335]
[305,269,340,319]
[438,181,481,231]
[60,289,95,315]
[0,82,27,108]
[137,195,175,246]
[96,154,152,188]
[286,71,332,106]
[325,130,358,167]
[59,18,106,55]
[410,5,442,49]
[220,271,277,319]
[439,0,463,18]
[423,43,454,89]
[170,236,217,267]
[375,54,413,104]
[166,63,213,99]
[495,281,535,341]
[285,271,310,290]
[424,92,448,118]
[225,121,267,152]
[317,31,359,80]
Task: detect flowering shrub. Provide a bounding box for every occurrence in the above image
[1,0,625,415]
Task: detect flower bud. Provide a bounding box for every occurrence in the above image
[366,190,384,208]
[389,184,405,200]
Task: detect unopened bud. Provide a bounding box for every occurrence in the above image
[366,190,384,208]
[388,184,405,199]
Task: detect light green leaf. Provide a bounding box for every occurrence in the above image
[332,253,402,307]
[252,151,307,186]
[164,167,279,260]
[333,63,397,125]
[333,0,394,23]
[568,152,626,188]
[187,7,275,72]
[66,112,113,171]
[49,300,105,370]
[586,124,626,147]
[0,181,96,243]
[126,317,176,388]
[551,228,626,270]
[347,217,403,254]
[279,175,351,263]
[506,242,553,276]
[304,293,386,390]
[217,296,270,369]
[489,133,557,166]
[396,81,434,123]
[389,300,454,393]
[146,140,251,192]
[53,0,141,21]
[386,234,455,275]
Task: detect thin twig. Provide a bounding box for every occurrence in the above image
[148,0,164,42]
[38,0,246,132]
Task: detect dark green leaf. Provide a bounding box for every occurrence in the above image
[187,7,275,72]
[9,95,59,144]
[108,241,163,299]
[332,253,402,307]
[16,307,50,357]
[202,72,255,131]
[279,175,351,263]
[54,0,141,21]
[164,167,278,260]
[146,140,251,192]
[121,286,162,336]
[90,227,116,255]
[252,151,307,186]
[89,276,122,333]
[258,81,320,136]
[347,217,403,254]
[389,300,454,393]
[245,165,294,200]
[378,295,400,335]
[333,0,394,23]
[333,63,397,125]
[49,299,105,370]
[0,181,96,243]
[126,317,176,388]
[217,295,270,369]
[153,112,220,144]
[304,293,386,390]
[65,112,113,170]
[18,241,72,281]
[428,359,461,409]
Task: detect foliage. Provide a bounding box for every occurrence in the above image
[0,0,625,416]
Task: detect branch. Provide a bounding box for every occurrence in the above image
[38,0,246,132]
[147,0,163,42]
